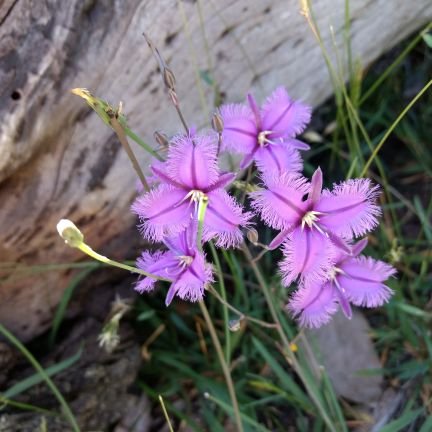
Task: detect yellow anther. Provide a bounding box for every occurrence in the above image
[301,210,322,230]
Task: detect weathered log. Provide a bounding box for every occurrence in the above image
[1,0,431,341]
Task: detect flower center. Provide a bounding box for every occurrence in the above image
[189,190,207,203]
[328,266,344,280]
[257,130,274,147]
[179,189,208,208]
[301,210,323,230]
[178,255,194,269]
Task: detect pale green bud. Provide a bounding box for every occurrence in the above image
[56,219,84,248]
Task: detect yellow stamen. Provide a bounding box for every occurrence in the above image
[328,266,345,281]
[257,130,274,147]
[301,210,323,230]
[178,255,193,268]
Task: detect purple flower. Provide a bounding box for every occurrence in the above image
[287,239,396,328]
[218,87,311,174]
[132,132,252,247]
[135,222,213,306]
[251,168,381,284]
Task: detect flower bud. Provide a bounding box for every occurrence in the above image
[211,112,224,134]
[246,228,259,245]
[163,67,176,90]
[56,219,84,248]
[154,131,169,149]
[169,89,179,107]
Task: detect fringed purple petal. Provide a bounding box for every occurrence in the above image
[250,173,309,231]
[351,238,368,257]
[327,231,352,255]
[206,172,236,192]
[254,145,303,175]
[151,164,187,189]
[309,167,323,204]
[335,287,353,319]
[165,285,177,306]
[171,253,214,303]
[261,87,311,137]
[280,227,337,286]
[164,228,190,256]
[284,138,311,151]
[184,218,199,253]
[205,189,253,248]
[287,281,339,328]
[219,103,258,154]
[166,133,219,190]
[316,179,381,238]
[247,93,262,129]
[338,256,395,307]
[239,151,256,169]
[268,228,293,250]
[131,185,191,241]
[135,251,179,293]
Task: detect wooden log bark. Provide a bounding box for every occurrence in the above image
[1,0,431,341]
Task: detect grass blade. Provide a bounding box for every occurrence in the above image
[3,348,82,400]
[252,337,311,410]
[0,324,81,432]
[49,267,98,346]
[378,408,423,432]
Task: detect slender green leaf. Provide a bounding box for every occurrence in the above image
[419,414,432,432]
[205,392,271,432]
[3,348,83,399]
[379,408,423,432]
[0,324,80,432]
[50,267,97,346]
[422,33,432,48]
[252,337,311,410]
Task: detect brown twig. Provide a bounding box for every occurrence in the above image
[109,114,150,192]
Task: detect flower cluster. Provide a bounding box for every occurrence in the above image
[132,130,252,305]
[132,87,395,327]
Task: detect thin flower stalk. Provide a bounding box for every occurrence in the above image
[199,300,244,432]
[241,243,339,432]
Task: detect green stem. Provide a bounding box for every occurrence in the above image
[209,242,231,363]
[0,396,58,417]
[360,79,432,177]
[241,243,338,432]
[77,243,170,281]
[158,395,175,432]
[0,324,80,432]
[359,22,432,105]
[110,116,150,192]
[207,284,278,329]
[199,301,243,432]
[197,196,209,252]
[125,127,164,161]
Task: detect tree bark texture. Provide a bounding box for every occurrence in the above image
[1,0,431,340]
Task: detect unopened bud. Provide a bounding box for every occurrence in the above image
[56,219,84,248]
[211,112,224,134]
[163,67,176,90]
[169,89,179,107]
[246,228,259,245]
[154,131,169,149]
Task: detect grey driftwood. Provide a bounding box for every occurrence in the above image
[1,0,431,340]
